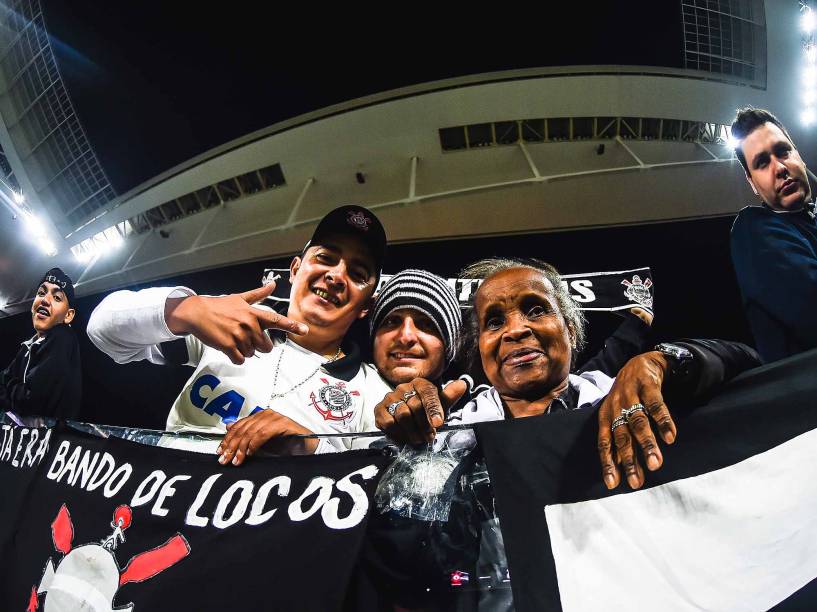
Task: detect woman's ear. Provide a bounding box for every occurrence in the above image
[567,323,577,350]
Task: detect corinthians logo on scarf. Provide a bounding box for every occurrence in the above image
[262,266,655,315]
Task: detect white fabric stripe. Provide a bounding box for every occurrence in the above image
[376,279,460,320]
[377,271,460,313]
[373,288,461,342]
[376,289,459,338]
[49,573,114,612]
[546,427,817,612]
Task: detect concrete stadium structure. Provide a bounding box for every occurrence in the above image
[0,0,804,317]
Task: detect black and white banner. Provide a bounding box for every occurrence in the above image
[474,348,817,612]
[262,266,654,314]
[0,426,391,612]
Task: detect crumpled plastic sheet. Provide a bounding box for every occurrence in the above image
[374,429,478,523]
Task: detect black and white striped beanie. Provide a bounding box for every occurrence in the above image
[370,269,462,365]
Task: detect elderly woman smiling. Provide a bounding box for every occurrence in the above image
[375,257,760,490]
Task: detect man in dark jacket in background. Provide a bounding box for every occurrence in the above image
[0,268,81,420]
[730,107,817,363]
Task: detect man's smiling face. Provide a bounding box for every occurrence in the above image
[287,233,376,336]
[373,308,446,385]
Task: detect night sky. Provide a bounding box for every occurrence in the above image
[42,2,684,192]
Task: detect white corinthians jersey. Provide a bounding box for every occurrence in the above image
[87,287,391,453]
[169,335,389,452]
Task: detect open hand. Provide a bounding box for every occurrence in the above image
[597,351,677,490]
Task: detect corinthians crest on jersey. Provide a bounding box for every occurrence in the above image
[310,378,360,422]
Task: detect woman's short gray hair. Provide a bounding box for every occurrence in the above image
[459,257,586,366]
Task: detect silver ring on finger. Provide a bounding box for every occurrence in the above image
[386,400,403,417]
[402,390,418,402]
[621,403,646,422]
[611,415,628,432]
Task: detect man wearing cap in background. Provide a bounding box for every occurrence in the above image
[88,205,392,459]
[0,268,82,420]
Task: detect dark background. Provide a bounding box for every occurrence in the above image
[42,2,685,192]
[0,215,750,429]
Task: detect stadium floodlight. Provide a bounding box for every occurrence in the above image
[802,107,816,126]
[804,6,816,33]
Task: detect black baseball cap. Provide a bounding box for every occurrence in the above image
[304,204,387,277]
[39,267,75,306]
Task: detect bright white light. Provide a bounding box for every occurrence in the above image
[40,240,57,257]
[805,65,817,87]
[726,134,741,150]
[23,211,48,239]
[802,107,816,126]
[102,226,123,248]
[804,7,816,32]
[807,44,817,64]
[73,250,92,263]
[805,89,817,106]
[13,191,24,204]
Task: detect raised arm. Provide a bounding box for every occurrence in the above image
[87,286,195,365]
[88,283,309,366]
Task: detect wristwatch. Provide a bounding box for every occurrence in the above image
[654,343,693,377]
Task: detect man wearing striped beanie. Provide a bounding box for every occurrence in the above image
[370,269,462,386]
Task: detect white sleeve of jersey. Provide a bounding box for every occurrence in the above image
[87,286,197,365]
[349,365,392,451]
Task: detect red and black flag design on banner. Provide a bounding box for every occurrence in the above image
[475,349,817,611]
[0,426,391,612]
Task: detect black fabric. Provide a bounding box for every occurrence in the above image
[159,338,189,366]
[0,324,81,419]
[351,449,491,611]
[730,204,817,362]
[0,426,392,612]
[576,311,652,376]
[160,334,364,382]
[323,339,364,382]
[308,204,387,276]
[672,338,760,400]
[262,266,656,315]
[475,348,817,611]
[40,267,75,306]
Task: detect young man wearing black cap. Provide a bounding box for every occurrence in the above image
[88,205,391,459]
[0,268,82,419]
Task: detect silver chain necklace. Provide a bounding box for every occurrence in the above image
[267,341,343,402]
